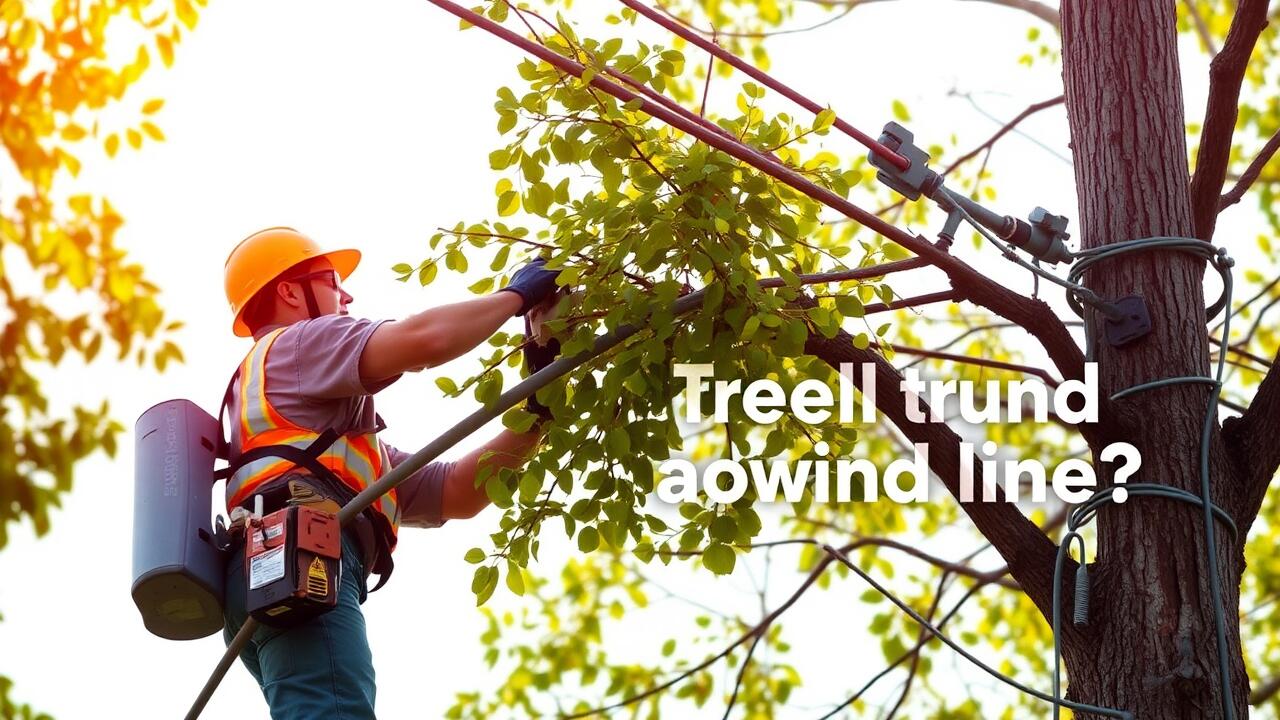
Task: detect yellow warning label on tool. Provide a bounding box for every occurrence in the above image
[306,557,329,598]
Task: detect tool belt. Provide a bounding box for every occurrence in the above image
[226,472,395,592]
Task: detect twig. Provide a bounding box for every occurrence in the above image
[559,542,841,718]
[1219,127,1280,211]
[882,572,953,720]
[655,0,870,39]
[1183,0,1219,55]
[858,290,960,315]
[816,581,986,719]
[700,24,715,117]
[880,342,1061,386]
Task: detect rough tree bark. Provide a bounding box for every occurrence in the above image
[1059,1,1249,717]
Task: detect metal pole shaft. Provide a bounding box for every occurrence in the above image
[184,618,259,720]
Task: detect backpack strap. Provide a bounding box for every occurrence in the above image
[215,369,240,461]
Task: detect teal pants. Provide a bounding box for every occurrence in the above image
[223,533,376,719]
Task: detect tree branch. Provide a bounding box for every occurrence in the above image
[855,95,1065,223]
[820,580,984,719]
[561,543,838,718]
[882,342,1061,386]
[1223,342,1280,526]
[882,572,952,720]
[1219,127,1280,211]
[799,295,1063,618]
[957,0,1060,29]
[1188,0,1271,240]
[800,0,1061,29]
[940,95,1065,177]
[1251,673,1280,706]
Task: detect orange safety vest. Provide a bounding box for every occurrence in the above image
[225,327,401,547]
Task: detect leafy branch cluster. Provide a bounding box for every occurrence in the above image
[1,0,200,712]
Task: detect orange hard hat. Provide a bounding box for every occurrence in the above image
[224,227,361,337]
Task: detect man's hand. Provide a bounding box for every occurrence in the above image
[523,308,560,420]
[441,429,544,519]
[499,258,559,316]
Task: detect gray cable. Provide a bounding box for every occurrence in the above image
[937,193,1237,717]
[952,226,1239,720]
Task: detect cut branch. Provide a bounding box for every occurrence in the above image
[1188,0,1270,240]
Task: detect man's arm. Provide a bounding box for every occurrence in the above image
[440,428,543,519]
[359,292,522,383]
[358,259,559,383]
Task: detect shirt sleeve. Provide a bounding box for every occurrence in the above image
[385,442,454,529]
[288,315,401,400]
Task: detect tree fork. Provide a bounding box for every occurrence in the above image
[1061,1,1248,717]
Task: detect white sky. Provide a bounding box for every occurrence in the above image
[0,1,1257,718]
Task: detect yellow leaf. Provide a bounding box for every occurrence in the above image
[12,18,37,51]
[60,124,86,141]
[142,99,165,114]
[141,121,165,141]
[105,134,119,157]
[175,0,198,29]
[157,34,174,67]
[127,128,142,149]
[56,149,81,177]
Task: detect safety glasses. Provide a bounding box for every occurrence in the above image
[285,269,341,291]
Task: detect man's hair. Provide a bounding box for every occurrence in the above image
[241,283,280,334]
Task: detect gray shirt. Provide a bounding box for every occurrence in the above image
[229,314,451,528]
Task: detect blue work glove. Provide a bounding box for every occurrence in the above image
[500,258,559,316]
[523,313,560,421]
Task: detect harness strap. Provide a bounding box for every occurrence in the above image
[214,428,342,482]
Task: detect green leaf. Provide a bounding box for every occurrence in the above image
[836,295,864,317]
[464,548,486,564]
[497,111,517,135]
[505,561,525,595]
[498,190,520,217]
[709,515,738,542]
[578,526,600,552]
[703,543,736,575]
[436,376,459,395]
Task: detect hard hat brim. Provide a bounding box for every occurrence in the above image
[231,247,362,337]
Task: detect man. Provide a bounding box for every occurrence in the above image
[219,227,558,718]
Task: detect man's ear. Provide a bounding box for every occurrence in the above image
[275,279,303,309]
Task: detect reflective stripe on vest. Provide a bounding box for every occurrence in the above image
[226,327,400,540]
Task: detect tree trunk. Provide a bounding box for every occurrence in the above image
[1060,1,1249,717]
